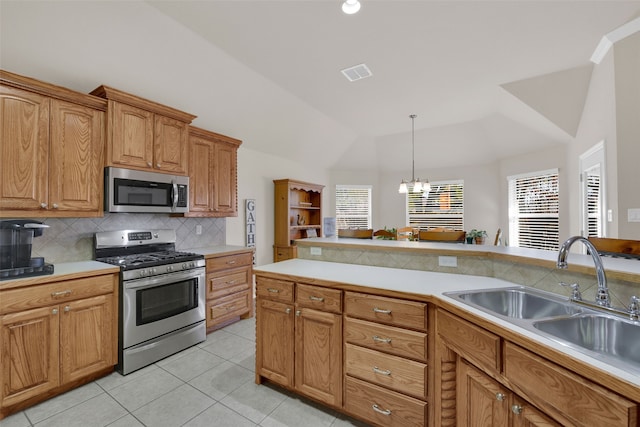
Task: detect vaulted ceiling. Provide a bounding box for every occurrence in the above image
[2,1,639,174]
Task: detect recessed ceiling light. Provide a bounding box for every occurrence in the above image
[341,63,372,82]
[342,0,361,15]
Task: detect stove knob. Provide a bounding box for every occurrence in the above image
[182,263,187,269]
[191,261,196,268]
[167,265,173,272]
[139,270,146,277]
[152,268,157,274]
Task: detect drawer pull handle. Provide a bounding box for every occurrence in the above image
[51,290,72,298]
[372,366,391,376]
[373,307,392,314]
[227,260,237,265]
[372,404,392,416]
[309,295,325,302]
[267,288,280,293]
[372,335,392,344]
[226,280,237,285]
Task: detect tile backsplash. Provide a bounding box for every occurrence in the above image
[29,214,226,263]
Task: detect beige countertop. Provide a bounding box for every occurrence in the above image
[185,245,254,258]
[255,258,640,389]
[0,261,119,290]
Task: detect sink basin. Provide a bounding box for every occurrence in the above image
[534,314,640,368]
[446,287,581,319]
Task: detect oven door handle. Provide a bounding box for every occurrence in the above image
[124,268,205,290]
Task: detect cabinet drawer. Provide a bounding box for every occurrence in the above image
[206,266,251,299]
[437,309,500,373]
[273,245,296,262]
[207,290,252,327]
[345,376,426,427]
[345,292,427,331]
[0,274,117,315]
[207,252,253,272]
[256,277,294,303]
[345,317,427,362]
[504,342,637,427]
[295,283,342,314]
[345,343,427,400]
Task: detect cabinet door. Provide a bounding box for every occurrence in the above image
[0,306,59,408]
[511,397,561,427]
[295,308,342,407]
[457,360,509,427]
[154,115,188,174]
[212,141,237,215]
[188,134,215,213]
[60,294,114,384]
[49,99,104,213]
[256,299,294,387]
[0,86,49,211]
[109,101,153,169]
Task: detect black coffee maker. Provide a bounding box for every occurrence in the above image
[0,219,54,280]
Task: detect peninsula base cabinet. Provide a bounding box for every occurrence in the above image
[0,273,118,418]
[436,308,638,427]
[255,277,342,407]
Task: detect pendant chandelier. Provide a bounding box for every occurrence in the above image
[398,114,430,194]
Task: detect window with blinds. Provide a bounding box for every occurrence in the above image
[585,171,602,238]
[335,185,372,229]
[406,181,464,230]
[508,170,559,251]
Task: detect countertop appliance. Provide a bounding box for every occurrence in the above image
[0,219,53,280]
[104,167,189,213]
[95,229,205,375]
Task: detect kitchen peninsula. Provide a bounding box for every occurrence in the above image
[254,238,640,426]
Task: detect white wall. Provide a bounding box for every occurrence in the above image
[226,146,328,266]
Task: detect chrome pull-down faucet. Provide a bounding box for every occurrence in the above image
[557,236,610,307]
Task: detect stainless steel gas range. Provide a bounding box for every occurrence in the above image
[95,229,206,375]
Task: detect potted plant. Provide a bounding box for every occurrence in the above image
[468,229,488,245]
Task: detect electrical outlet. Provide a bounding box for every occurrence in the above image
[439,256,457,267]
[310,247,322,256]
[196,225,202,235]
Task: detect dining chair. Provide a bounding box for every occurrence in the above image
[418,229,466,243]
[396,226,417,240]
[494,228,502,245]
[338,228,374,239]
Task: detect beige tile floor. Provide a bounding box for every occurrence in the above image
[0,317,369,427]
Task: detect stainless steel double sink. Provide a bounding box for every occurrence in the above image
[444,287,640,374]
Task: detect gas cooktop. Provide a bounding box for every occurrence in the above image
[97,250,203,270]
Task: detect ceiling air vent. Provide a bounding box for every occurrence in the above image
[341,63,372,82]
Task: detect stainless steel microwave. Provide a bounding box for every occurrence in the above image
[105,167,189,213]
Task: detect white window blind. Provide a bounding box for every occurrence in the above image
[336,185,372,229]
[407,181,464,230]
[585,172,602,238]
[508,170,559,251]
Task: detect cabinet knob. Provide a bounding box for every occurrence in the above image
[156,163,161,168]
[147,162,152,167]
[52,203,59,209]
[495,393,505,401]
[295,310,301,316]
[40,203,48,208]
[52,308,58,314]
[64,306,70,312]
[285,308,291,314]
[511,404,523,415]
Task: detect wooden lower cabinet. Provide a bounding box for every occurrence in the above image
[437,308,638,427]
[457,360,559,427]
[204,250,253,332]
[256,277,342,407]
[0,273,118,418]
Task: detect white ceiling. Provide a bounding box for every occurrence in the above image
[2,1,639,174]
[147,0,640,173]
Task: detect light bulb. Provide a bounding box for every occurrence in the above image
[422,181,431,192]
[342,0,361,15]
[413,181,423,193]
[398,181,408,194]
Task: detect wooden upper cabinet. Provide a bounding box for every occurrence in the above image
[186,126,241,217]
[91,85,195,175]
[0,71,106,217]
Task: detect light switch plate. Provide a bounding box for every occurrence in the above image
[310,247,322,256]
[439,256,457,267]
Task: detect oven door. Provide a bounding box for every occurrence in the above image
[122,267,205,349]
